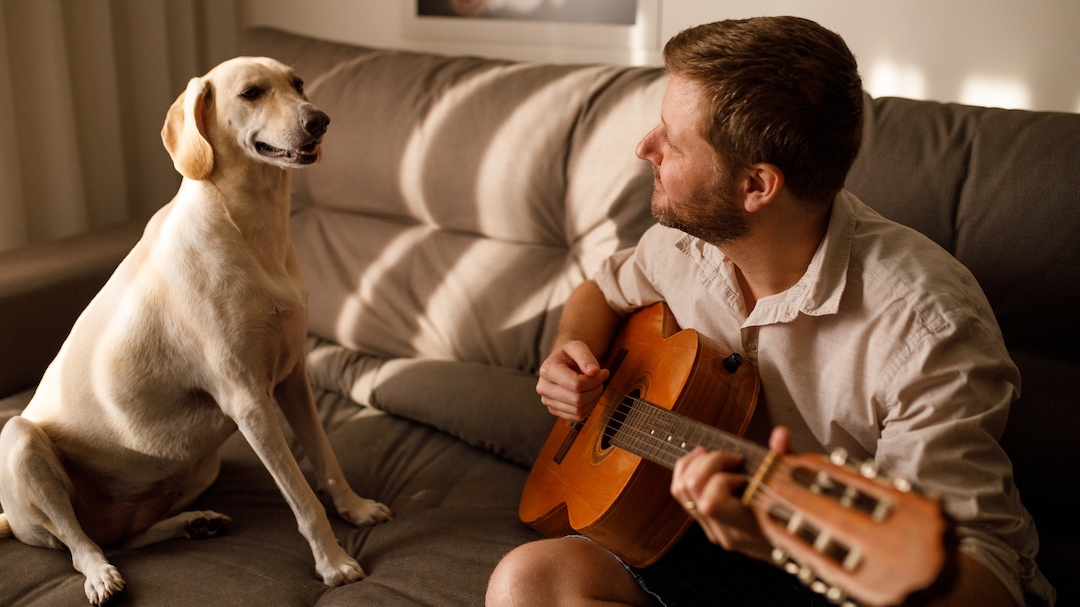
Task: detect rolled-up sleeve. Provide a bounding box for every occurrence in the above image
[592,226,667,316]
[875,315,1053,606]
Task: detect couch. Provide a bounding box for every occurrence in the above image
[0,26,1075,606]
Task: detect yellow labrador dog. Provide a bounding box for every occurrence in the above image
[0,57,392,604]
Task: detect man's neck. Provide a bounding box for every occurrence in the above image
[722,203,831,316]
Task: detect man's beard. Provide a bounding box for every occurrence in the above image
[650,167,749,246]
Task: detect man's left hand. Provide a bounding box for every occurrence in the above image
[670,426,791,562]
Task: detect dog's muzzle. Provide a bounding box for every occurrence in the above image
[255,108,329,165]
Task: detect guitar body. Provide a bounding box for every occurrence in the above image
[519,302,760,567]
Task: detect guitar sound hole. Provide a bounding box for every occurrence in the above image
[601,388,641,451]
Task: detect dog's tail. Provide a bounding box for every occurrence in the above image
[0,512,10,538]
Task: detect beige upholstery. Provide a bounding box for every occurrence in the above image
[292,48,663,371]
[1,25,1076,606]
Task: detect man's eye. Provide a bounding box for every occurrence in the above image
[240,87,261,100]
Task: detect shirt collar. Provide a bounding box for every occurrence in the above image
[740,190,857,327]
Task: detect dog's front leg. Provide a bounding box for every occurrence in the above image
[222,387,367,585]
[275,358,393,527]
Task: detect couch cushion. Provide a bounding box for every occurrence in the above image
[0,390,542,606]
[278,41,660,372]
[847,96,1080,362]
[306,337,554,467]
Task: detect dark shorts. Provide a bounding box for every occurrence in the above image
[616,525,834,607]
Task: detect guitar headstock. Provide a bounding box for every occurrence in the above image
[748,449,946,607]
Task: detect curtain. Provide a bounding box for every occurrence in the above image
[0,0,238,253]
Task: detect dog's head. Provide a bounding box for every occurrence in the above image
[161,57,329,180]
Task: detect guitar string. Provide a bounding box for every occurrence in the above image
[576,395,838,554]
[590,390,765,462]
[584,390,805,485]
[592,394,760,468]
[582,394,852,548]
[568,388,879,597]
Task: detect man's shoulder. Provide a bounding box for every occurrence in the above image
[841,192,998,334]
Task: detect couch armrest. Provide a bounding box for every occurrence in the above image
[0,220,145,398]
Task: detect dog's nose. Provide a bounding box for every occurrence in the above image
[302,109,330,139]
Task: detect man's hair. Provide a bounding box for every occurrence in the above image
[663,17,864,206]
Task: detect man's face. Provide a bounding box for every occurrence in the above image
[636,75,748,245]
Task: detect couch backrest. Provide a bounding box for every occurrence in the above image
[846,97,1080,361]
[245,29,663,373]
[242,26,1078,552]
[844,96,1080,554]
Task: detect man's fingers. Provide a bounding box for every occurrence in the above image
[560,340,603,376]
[538,357,609,392]
[671,448,744,505]
[536,377,607,421]
[768,425,791,453]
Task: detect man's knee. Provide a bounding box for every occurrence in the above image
[487,540,562,607]
[487,537,654,607]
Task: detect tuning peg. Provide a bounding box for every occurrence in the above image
[829,446,848,466]
[771,548,788,564]
[825,585,847,604]
[892,476,913,492]
[797,564,815,585]
[858,459,879,479]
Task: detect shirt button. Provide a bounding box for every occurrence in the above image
[745,340,757,352]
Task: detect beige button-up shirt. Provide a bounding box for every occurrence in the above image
[593,190,1054,606]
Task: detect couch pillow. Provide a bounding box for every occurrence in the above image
[307,338,554,467]
[290,48,661,373]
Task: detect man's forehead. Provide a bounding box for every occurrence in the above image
[662,76,709,139]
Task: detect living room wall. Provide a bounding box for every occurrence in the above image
[241,0,1080,114]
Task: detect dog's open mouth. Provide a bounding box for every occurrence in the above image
[255,141,319,164]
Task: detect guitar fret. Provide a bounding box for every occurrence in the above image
[608,394,767,472]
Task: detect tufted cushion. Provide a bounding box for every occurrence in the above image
[289,48,662,372]
[847,96,1080,362]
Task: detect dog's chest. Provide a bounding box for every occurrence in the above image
[273,301,307,384]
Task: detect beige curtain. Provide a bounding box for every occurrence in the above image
[0,0,238,253]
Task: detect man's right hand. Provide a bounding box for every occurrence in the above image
[535,340,610,421]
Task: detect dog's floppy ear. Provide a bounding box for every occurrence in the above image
[161,77,213,181]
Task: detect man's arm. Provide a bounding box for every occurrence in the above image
[911,553,1014,607]
[535,280,623,421]
[671,432,1017,607]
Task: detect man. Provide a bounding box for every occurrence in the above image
[485,16,1054,607]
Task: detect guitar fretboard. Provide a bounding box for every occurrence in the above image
[601,391,768,473]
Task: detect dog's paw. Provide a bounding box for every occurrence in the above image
[84,563,125,605]
[317,553,367,586]
[336,494,393,527]
[182,510,232,540]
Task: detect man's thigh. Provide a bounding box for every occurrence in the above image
[629,525,832,607]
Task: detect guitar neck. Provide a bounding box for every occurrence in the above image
[605,392,769,472]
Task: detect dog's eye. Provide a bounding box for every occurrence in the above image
[293,79,304,95]
[239,86,262,100]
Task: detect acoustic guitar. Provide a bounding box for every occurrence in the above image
[519,302,947,607]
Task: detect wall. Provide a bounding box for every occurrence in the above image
[0,0,240,252]
[241,0,1080,114]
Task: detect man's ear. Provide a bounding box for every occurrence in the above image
[741,163,784,213]
[161,77,213,181]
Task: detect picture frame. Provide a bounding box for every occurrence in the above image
[403,0,661,52]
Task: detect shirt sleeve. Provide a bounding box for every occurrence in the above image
[875,314,1054,606]
[591,224,667,315]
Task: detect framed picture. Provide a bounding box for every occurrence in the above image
[417,0,638,25]
[404,0,660,52]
